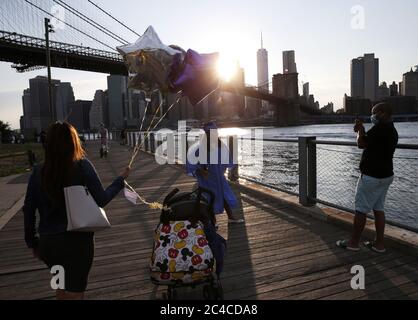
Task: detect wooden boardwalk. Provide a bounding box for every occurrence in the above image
[0,141,417,300]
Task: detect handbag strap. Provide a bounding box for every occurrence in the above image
[77,160,88,190]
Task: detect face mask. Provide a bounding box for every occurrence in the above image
[371,114,380,125]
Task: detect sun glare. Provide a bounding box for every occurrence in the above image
[217,53,238,82]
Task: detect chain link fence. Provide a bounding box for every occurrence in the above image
[317,145,418,230]
[238,139,299,195]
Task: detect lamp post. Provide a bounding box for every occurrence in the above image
[45,18,55,123]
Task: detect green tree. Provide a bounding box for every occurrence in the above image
[0,120,12,136]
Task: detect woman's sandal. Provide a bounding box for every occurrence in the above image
[336,240,360,252]
[364,241,386,253]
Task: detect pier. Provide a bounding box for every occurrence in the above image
[0,140,417,300]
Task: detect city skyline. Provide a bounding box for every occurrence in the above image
[257,32,269,92]
[1,0,418,128]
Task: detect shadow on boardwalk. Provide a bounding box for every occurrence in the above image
[0,141,417,300]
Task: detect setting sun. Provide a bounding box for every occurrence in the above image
[217,53,238,82]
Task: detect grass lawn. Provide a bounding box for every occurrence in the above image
[0,143,45,177]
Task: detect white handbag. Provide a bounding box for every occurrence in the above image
[64,185,111,233]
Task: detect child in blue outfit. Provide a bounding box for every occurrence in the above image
[186,121,243,224]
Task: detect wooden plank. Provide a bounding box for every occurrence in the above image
[1,140,418,300]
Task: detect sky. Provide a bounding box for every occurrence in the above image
[1,0,418,129]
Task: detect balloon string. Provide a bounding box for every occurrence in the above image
[124,181,167,210]
[124,92,182,211]
[128,92,182,168]
[128,97,163,167]
[139,98,150,132]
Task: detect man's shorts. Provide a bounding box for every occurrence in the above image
[355,174,394,214]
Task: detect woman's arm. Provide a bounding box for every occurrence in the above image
[23,168,39,249]
[80,159,128,208]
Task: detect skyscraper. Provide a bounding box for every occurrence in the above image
[364,54,379,102]
[230,63,246,117]
[350,54,379,102]
[257,32,269,92]
[24,76,60,133]
[67,100,92,132]
[378,82,390,100]
[107,75,128,129]
[55,82,75,121]
[389,81,399,96]
[21,77,76,136]
[89,90,108,130]
[402,67,418,98]
[351,57,365,98]
[283,50,297,74]
[303,82,310,99]
[21,89,31,132]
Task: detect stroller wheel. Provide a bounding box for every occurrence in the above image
[167,287,178,300]
[204,278,224,300]
[203,285,214,300]
[213,281,224,300]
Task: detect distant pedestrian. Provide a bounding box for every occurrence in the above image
[337,103,398,253]
[120,129,127,146]
[23,122,131,300]
[99,123,109,158]
[40,130,47,149]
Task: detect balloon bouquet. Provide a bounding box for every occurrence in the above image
[117,26,220,209]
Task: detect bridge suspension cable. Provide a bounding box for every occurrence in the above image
[22,0,117,51]
[87,0,141,38]
[52,0,129,45]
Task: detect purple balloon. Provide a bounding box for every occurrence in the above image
[169,49,220,106]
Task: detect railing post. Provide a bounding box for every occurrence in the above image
[127,132,131,147]
[150,133,156,154]
[307,137,317,205]
[228,135,239,182]
[138,132,142,149]
[132,132,137,148]
[299,136,317,206]
[144,134,149,152]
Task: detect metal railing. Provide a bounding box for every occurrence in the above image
[0,30,123,61]
[80,131,118,142]
[237,137,418,234]
[118,131,418,234]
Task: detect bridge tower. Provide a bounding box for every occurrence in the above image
[272,73,301,126]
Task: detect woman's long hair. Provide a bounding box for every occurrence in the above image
[42,122,85,208]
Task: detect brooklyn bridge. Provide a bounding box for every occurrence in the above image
[0,0,322,127]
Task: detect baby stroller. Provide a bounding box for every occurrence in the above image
[150,187,226,300]
[100,143,108,159]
